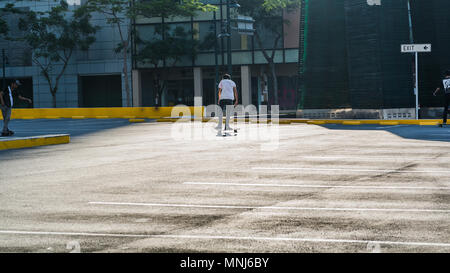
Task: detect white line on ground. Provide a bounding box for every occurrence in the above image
[183,182,450,190]
[298,155,450,160]
[0,230,449,248]
[252,167,450,173]
[88,201,450,213]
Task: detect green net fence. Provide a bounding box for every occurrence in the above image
[298,0,449,110]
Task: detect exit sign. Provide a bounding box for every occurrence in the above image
[401,44,432,53]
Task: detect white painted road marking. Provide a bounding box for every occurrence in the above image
[252,166,450,173]
[183,182,450,190]
[298,155,450,161]
[1,230,449,248]
[89,201,450,213]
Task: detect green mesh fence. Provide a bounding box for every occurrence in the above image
[411,0,450,108]
[298,0,449,110]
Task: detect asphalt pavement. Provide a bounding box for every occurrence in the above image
[0,119,449,253]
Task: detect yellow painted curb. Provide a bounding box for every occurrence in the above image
[71,116,85,119]
[0,134,70,150]
[379,121,400,126]
[278,120,292,124]
[307,120,326,125]
[250,120,271,124]
[290,119,309,123]
[95,116,109,119]
[123,116,136,119]
[45,116,60,119]
[342,121,361,125]
[419,121,439,126]
[359,120,381,125]
[21,116,35,120]
[129,119,146,123]
[398,119,438,125]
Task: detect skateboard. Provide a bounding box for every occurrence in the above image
[218,128,239,137]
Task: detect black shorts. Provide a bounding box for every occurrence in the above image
[219,99,234,112]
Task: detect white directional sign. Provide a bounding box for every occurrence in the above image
[401,44,431,53]
[401,43,432,120]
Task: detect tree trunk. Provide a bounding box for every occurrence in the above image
[254,32,279,106]
[52,93,56,108]
[123,43,131,107]
[153,72,162,107]
[269,62,278,106]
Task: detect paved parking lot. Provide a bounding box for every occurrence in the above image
[0,119,449,253]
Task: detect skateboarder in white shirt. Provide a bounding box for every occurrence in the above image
[217,74,238,132]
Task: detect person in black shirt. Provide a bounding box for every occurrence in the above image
[0,80,32,136]
[433,70,450,127]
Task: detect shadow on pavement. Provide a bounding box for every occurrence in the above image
[320,123,450,143]
[0,118,139,139]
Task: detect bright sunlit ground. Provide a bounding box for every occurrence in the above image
[0,119,449,253]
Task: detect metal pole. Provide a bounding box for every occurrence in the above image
[2,49,5,90]
[408,0,417,119]
[220,0,224,73]
[226,0,232,77]
[214,10,219,104]
[407,0,414,44]
[415,52,419,120]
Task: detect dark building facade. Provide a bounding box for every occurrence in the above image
[298,0,450,119]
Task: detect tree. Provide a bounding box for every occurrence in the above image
[239,0,301,105]
[136,25,200,106]
[85,0,215,107]
[0,3,16,37]
[13,1,97,108]
[84,0,134,107]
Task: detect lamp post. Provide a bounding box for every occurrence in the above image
[215,0,236,106]
[217,1,240,78]
[2,49,5,90]
[1,49,10,90]
[226,0,232,77]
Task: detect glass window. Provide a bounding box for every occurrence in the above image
[165,23,192,37]
[197,21,217,52]
[254,18,283,50]
[136,25,161,42]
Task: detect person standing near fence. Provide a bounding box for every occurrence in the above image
[433,70,450,127]
[0,80,32,136]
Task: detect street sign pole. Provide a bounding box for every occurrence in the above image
[415,51,419,120]
[401,44,431,120]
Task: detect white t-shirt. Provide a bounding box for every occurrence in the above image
[8,86,13,107]
[218,79,236,100]
[443,79,450,94]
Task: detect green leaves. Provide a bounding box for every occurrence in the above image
[239,0,300,21]
[17,2,97,62]
[133,0,216,19]
[137,25,198,67]
[1,1,97,106]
